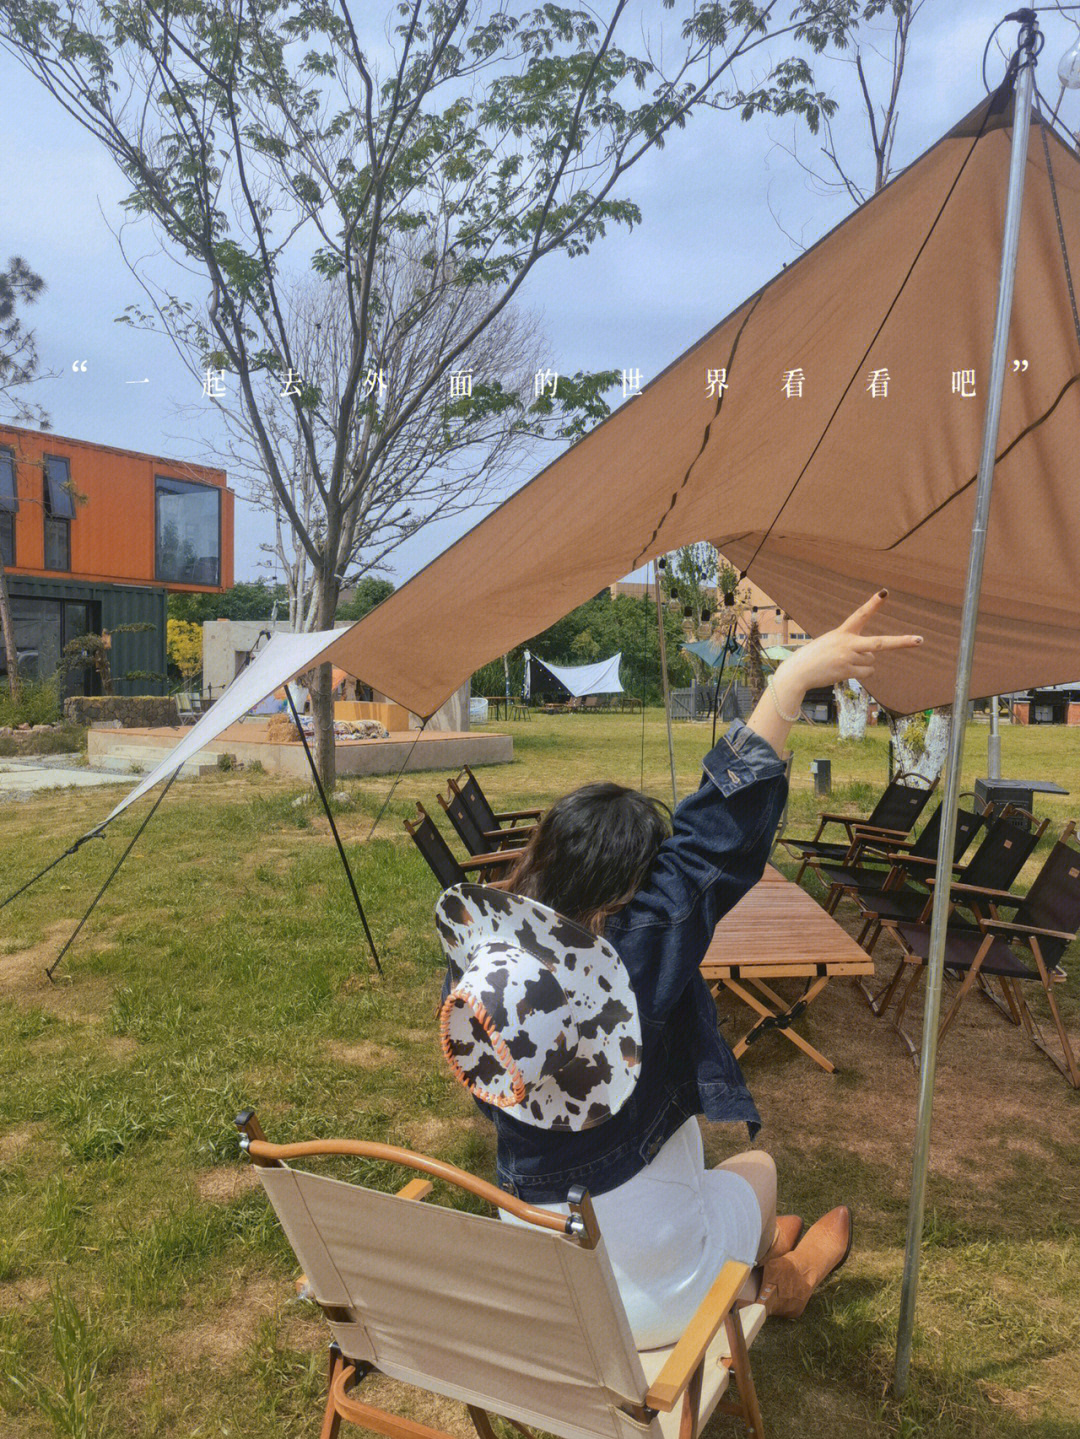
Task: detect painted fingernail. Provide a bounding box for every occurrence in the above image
[916,636,924,644]
[878,588,888,598]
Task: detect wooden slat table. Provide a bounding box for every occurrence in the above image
[702,875,874,1072]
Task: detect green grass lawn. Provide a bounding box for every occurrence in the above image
[1,712,1078,1438]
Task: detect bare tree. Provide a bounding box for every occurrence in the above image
[197,252,547,631]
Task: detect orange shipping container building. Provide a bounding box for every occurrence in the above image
[0,425,234,697]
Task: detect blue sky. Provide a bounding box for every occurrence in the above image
[3,2,1078,589]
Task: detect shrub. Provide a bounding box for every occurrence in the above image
[0,678,61,728]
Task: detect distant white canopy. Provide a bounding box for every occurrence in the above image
[532,653,624,697]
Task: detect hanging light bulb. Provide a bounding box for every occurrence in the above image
[723,590,736,607]
[657,556,667,570]
[1060,36,1080,89]
[669,584,679,599]
[683,604,693,618]
[701,607,711,622]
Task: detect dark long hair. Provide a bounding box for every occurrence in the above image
[505,783,671,934]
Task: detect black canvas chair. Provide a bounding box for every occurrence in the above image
[878,823,1080,1086]
[449,766,542,841]
[856,805,1049,982]
[438,783,530,857]
[404,804,511,889]
[813,796,989,917]
[780,771,938,885]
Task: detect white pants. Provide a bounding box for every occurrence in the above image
[506,1118,772,1349]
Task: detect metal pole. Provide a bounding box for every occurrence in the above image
[988,694,1002,779]
[654,562,679,808]
[894,26,1037,1396]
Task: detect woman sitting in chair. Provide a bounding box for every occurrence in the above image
[437,592,921,1347]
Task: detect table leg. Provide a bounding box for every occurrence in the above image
[724,976,836,1073]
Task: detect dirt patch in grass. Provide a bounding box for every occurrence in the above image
[0,920,116,1023]
[0,1122,39,1166]
[0,1276,49,1310]
[194,1167,260,1204]
[165,1276,281,1370]
[327,1040,399,1068]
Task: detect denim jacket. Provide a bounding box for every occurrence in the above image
[449,719,789,1205]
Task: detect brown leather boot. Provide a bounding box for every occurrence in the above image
[758,1206,852,1319]
[763,1214,804,1262]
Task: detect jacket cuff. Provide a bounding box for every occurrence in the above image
[702,718,788,798]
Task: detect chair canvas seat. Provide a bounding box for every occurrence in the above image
[638,1304,766,1439]
[894,922,1039,980]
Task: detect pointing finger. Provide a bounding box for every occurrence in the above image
[838,588,889,634]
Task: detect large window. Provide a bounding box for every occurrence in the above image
[0,447,15,567]
[43,454,73,571]
[156,476,221,585]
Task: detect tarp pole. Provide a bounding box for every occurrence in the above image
[893,24,1038,1397]
[654,562,678,808]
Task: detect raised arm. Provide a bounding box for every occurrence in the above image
[607,590,923,1022]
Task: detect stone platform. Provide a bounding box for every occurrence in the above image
[86,721,512,779]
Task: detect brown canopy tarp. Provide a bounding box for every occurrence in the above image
[324,92,1080,719]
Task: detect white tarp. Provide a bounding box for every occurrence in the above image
[532,653,624,697]
[105,629,341,823]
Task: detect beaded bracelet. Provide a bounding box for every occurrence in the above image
[767,674,802,724]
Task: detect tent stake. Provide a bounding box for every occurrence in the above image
[893,24,1038,1397]
[654,562,678,809]
[285,687,382,976]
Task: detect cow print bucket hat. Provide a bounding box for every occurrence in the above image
[435,883,642,1131]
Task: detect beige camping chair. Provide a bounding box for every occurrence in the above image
[235,1111,768,1439]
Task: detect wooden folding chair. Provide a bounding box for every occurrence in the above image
[438,783,531,857]
[449,767,542,840]
[235,1111,769,1439]
[873,823,1080,1084]
[858,806,1048,1013]
[779,771,938,885]
[813,796,989,917]
[404,804,512,889]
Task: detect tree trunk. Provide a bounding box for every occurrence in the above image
[746,619,765,704]
[890,706,952,783]
[834,681,868,741]
[0,553,20,704]
[311,571,340,791]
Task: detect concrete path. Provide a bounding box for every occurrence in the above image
[0,754,126,797]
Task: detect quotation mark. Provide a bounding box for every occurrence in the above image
[70,360,88,372]
[1011,359,1029,372]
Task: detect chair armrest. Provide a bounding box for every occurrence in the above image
[482,826,536,841]
[979,919,1076,942]
[493,808,543,821]
[896,853,962,870]
[851,824,910,840]
[643,1261,751,1412]
[924,879,1021,902]
[461,852,513,870]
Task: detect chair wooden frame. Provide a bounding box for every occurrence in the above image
[780,771,939,885]
[404,803,512,888]
[858,808,1048,1015]
[869,823,1080,1084]
[449,767,541,837]
[438,784,531,857]
[235,1111,768,1439]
